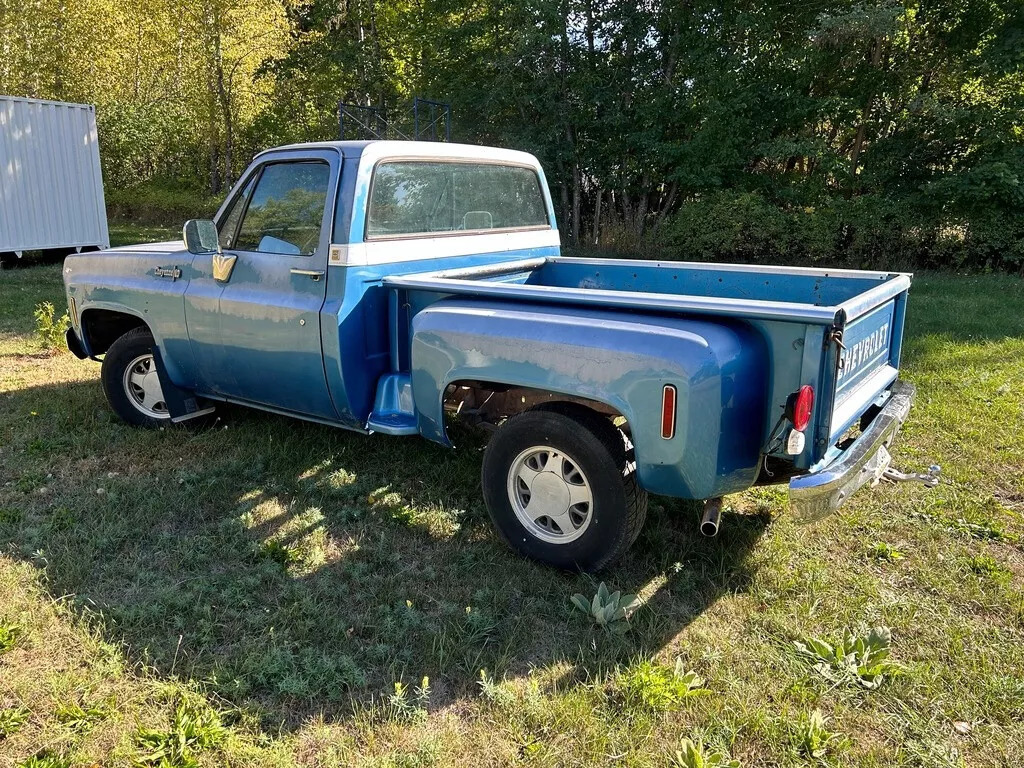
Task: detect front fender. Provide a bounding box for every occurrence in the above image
[64,246,198,388]
[410,299,769,499]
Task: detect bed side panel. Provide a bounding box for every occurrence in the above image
[409,299,768,499]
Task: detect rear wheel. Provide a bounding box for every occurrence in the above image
[101,327,171,427]
[481,406,647,571]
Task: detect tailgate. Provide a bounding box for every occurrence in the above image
[827,286,908,445]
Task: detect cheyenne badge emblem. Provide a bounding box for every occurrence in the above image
[212,252,237,283]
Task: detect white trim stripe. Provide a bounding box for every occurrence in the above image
[331,228,560,266]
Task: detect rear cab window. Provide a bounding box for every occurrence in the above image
[366,161,549,239]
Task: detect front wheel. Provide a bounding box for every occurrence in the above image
[481,407,647,572]
[100,327,172,427]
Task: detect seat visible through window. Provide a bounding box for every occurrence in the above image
[233,162,329,255]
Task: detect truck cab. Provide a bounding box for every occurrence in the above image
[63,141,931,571]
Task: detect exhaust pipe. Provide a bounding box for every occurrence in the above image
[700,498,723,537]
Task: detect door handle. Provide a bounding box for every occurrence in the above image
[290,268,325,281]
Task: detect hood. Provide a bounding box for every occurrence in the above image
[63,240,194,288]
[101,240,187,257]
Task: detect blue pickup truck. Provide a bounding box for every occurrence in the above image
[63,140,931,571]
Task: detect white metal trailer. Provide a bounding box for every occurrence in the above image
[0,96,109,266]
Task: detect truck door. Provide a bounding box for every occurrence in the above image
[184,151,338,419]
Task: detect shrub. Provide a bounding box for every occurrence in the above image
[34,302,70,352]
[660,190,1024,272]
[105,184,223,226]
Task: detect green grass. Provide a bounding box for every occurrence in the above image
[108,222,181,248]
[1,266,1022,766]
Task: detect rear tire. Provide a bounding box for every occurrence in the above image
[481,406,647,572]
[101,327,172,428]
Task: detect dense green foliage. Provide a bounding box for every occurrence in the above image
[2,0,1022,268]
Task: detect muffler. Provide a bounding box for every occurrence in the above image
[700,497,723,537]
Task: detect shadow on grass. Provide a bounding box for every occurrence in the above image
[0,377,769,729]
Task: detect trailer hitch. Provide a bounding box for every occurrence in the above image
[881,463,941,488]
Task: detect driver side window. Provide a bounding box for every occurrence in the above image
[217,173,257,250]
[233,161,330,256]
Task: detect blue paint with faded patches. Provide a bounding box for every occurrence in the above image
[409,300,769,498]
[63,140,914,508]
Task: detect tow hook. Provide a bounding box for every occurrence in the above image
[882,464,942,488]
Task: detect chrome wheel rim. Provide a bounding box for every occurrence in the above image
[123,353,169,419]
[507,445,593,544]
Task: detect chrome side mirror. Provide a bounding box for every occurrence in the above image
[183,219,221,255]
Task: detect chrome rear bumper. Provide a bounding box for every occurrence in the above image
[789,380,915,522]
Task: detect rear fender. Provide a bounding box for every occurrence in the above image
[410,299,769,499]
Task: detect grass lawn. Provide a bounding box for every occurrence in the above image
[107,223,182,248]
[1,250,1022,766]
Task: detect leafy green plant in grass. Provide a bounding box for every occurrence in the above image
[386,677,431,723]
[570,582,641,633]
[476,669,518,710]
[616,657,707,713]
[0,705,30,738]
[867,542,904,561]
[0,507,23,525]
[134,698,226,768]
[17,752,73,768]
[794,626,899,690]
[0,621,22,654]
[794,710,846,759]
[56,698,109,733]
[965,554,1010,579]
[254,539,296,567]
[670,738,740,768]
[33,302,70,352]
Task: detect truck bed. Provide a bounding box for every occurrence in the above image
[385,256,911,469]
[386,256,908,325]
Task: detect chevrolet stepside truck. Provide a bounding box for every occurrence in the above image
[62,141,937,571]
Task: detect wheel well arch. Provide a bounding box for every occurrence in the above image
[441,380,632,437]
[80,308,149,356]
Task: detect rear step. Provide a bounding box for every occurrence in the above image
[367,373,418,435]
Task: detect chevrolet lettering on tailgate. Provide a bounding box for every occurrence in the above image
[835,302,894,400]
[839,321,891,383]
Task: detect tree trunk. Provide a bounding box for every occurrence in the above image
[849,35,884,182]
[571,163,582,245]
[559,184,570,240]
[652,182,678,230]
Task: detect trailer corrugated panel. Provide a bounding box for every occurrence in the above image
[0,96,109,254]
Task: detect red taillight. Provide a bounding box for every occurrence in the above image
[661,385,677,439]
[786,385,815,432]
